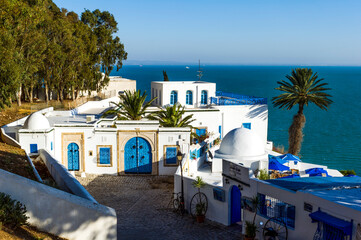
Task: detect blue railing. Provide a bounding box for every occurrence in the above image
[210,91,267,105]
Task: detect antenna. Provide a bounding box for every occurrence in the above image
[196,59,203,81]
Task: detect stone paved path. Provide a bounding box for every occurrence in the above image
[77,175,242,240]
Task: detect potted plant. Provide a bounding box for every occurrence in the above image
[192,176,206,223]
[244,195,260,240]
[195,202,206,223]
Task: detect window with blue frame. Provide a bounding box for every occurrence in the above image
[30,144,38,153]
[186,90,193,105]
[258,193,296,229]
[98,146,112,166]
[164,146,178,166]
[170,91,178,105]
[201,90,208,105]
[243,123,251,129]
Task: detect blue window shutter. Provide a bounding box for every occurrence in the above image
[30,144,38,153]
[99,147,111,164]
[219,125,222,139]
[243,123,251,129]
[165,147,177,164]
[51,142,53,150]
[201,90,208,104]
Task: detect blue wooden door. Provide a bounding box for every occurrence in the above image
[231,185,241,224]
[137,137,152,173]
[67,143,79,171]
[124,137,152,173]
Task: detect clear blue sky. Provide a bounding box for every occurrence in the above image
[53,0,361,66]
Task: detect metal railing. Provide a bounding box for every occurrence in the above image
[210,91,267,105]
[258,193,296,228]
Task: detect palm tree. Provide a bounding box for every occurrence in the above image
[104,90,156,120]
[272,68,332,155]
[150,104,195,127]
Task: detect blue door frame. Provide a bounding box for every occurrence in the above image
[124,137,152,174]
[67,143,80,171]
[230,185,241,224]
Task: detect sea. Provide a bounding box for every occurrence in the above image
[110,65,361,175]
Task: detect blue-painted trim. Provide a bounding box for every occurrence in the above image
[30,144,38,153]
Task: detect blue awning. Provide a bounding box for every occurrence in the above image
[269,158,290,171]
[279,153,301,162]
[305,168,329,177]
[309,210,352,235]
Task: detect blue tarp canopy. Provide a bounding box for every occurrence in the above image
[306,168,329,177]
[269,155,287,164]
[279,153,301,162]
[269,158,290,171]
[309,210,352,235]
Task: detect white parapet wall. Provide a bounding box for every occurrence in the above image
[0,169,117,240]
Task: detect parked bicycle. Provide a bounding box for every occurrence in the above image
[172,192,185,215]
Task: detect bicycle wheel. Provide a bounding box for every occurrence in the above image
[190,192,208,217]
[173,198,180,212]
[263,217,288,240]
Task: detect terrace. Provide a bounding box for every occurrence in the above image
[210,91,267,106]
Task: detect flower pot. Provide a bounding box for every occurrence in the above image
[244,236,255,240]
[196,215,205,223]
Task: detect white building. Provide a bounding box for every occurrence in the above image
[174,127,360,240]
[151,80,269,146]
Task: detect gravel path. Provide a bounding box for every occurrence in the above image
[77,175,241,240]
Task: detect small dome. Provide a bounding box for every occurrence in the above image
[23,112,50,130]
[215,127,265,159]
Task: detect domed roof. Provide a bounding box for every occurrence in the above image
[215,127,265,159]
[23,112,50,130]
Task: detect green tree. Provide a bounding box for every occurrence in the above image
[272,68,332,155]
[150,104,195,127]
[105,90,156,120]
[163,70,169,81]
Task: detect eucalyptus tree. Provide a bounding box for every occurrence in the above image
[272,68,332,155]
[81,9,127,91]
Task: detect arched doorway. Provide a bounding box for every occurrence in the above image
[230,185,241,224]
[124,137,152,174]
[67,143,79,171]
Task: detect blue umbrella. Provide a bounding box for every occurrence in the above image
[279,153,301,162]
[269,158,290,171]
[305,168,329,177]
[269,155,287,164]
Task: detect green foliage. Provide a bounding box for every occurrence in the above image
[272,68,332,155]
[105,90,156,120]
[0,0,127,108]
[192,176,206,189]
[245,220,258,238]
[258,169,270,180]
[0,192,28,229]
[150,104,195,128]
[195,202,206,216]
[340,170,356,176]
[163,70,169,81]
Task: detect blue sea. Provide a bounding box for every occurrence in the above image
[110,65,361,175]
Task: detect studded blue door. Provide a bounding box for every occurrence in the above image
[231,185,241,224]
[124,137,152,174]
[67,143,79,171]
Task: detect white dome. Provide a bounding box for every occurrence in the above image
[23,112,50,130]
[215,127,265,159]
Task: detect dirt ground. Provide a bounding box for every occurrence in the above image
[0,225,66,240]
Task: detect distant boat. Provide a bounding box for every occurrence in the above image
[186,66,190,69]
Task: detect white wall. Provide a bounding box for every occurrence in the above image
[0,169,117,240]
[151,81,216,108]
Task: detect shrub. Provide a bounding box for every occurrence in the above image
[258,169,270,180]
[340,170,356,176]
[0,192,28,229]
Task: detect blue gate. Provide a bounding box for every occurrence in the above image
[230,185,241,224]
[124,137,152,174]
[67,143,79,171]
